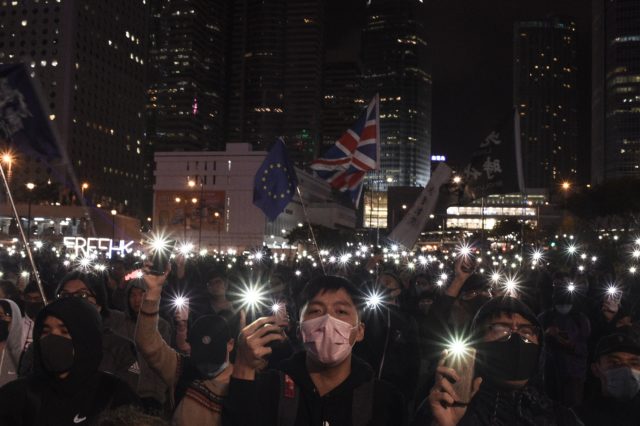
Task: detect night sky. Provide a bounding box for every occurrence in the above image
[325,0,591,176]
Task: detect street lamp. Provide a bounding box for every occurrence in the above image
[81,182,89,201]
[214,211,221,252]
[26,182,35,243]
[561,181,571,191]
[110,209,117,240]
[2,152,13,181]
[188,178,206,249]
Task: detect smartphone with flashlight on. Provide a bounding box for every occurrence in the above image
[148,239,176,275]
[174,297,190,322]
[263,301,289,349]
[438,347,477,405]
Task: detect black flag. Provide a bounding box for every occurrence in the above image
[0,63,63,162]
[458,108,524,203]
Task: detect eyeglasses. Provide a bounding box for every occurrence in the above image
[57,290,96,301]
[487,322,539,343]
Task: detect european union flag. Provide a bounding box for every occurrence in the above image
[253,138,298,221]
[0,64,63,162]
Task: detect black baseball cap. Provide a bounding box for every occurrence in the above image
[595,327,640,358]
[188,315,231,366]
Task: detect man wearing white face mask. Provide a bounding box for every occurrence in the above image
[224,275,406,426]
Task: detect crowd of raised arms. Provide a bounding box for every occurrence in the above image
[0,241,638,426]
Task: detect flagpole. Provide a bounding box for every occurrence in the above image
[295,186,326,275]
[0,163,48,304]
[376,173,381,247]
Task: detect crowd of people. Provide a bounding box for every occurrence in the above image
[0,241,637,425]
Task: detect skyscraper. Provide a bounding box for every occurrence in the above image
[226,0,323,166]
[146,0,229,152]
[592,0,640,183]
[0,0,149,217]
[361,0,432,189]
[283,0,324,165]
[514,17,579,190]
[321,60,362,148]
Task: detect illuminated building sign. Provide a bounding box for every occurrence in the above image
[431,155,446,162]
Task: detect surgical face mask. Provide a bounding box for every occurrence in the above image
[300,314,357,366]
[604,367,640,400]
[555,304,572,315]
[39,334,75,374]
[476,333,540,382]
[195,361,229,380]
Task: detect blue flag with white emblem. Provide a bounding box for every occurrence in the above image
[253,138,298,221]
[0,64,63,162]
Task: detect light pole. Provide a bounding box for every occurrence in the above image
[110,209,117,240]
[214,211,221,252]
[81,182,89,202]
[175,196,198,240]
[26,182,35,243]
[188,179,205,249]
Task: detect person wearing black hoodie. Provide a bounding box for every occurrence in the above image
[416,297,582,426]
[223,275,406,426]
[20,270,140,392]
[0,297,139,425]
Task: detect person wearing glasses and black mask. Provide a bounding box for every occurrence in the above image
[417,297,582,425]
[19,270,140,392]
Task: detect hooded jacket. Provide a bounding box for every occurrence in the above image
[0,297,139,425]
[109,279,171,404]
[224,351,406,426]
[0,298,24,387]
[412,297,582,426]
[54,271,140,390]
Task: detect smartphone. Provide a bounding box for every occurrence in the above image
[148,240,175,275]
[175,298,190,322]
[439,348,477,405]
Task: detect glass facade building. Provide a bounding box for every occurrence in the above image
[513,18,579,190]
[147,0,229,152]
[0,0,149,217]
[361,0,432,190]
[592,0,640,182]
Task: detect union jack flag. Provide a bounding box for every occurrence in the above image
[310,95,379,207]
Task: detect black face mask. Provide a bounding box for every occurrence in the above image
[475,334,540,382]
[39,334,75,374]
[25,301,44,320]
[0,321,8,341]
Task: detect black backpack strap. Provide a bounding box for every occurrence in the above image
[352,379,375,426]
[277,371,299,426]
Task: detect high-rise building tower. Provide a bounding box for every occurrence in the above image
[0,0,149,217]
[321,60,362,148]
[283,0,324,165]
[592,0,640,183]
[147,0,229,152]
[226,0,323,166]
[514,18,579,191]
[361,0,432,189]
